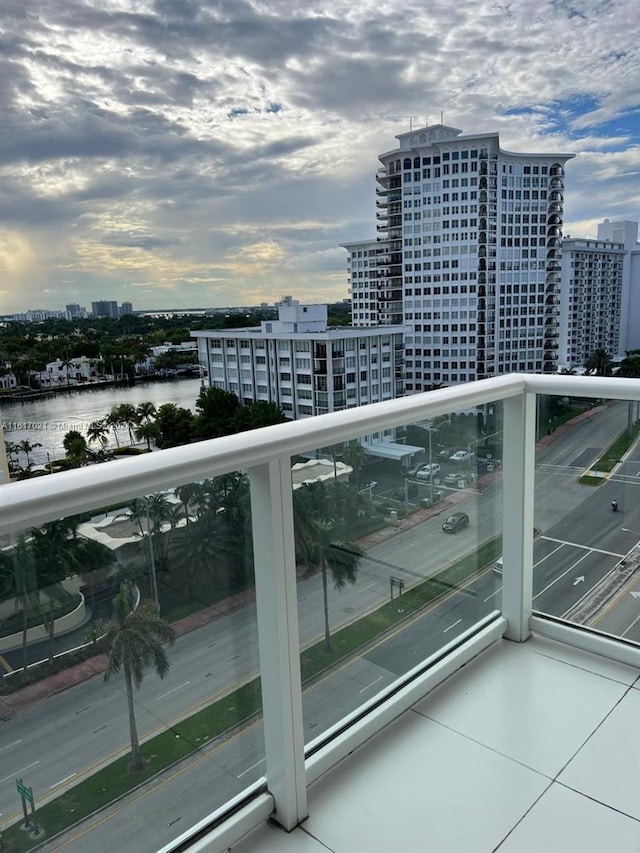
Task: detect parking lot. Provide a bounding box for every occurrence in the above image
[359,451,498,506]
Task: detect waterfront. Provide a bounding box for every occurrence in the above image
[0,377,204,465]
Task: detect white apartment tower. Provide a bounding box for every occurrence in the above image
[345,123,575,390]
[559,237,626,368]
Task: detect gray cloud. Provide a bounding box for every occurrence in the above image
[0,0,637,312]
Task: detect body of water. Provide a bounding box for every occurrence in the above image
[0,377,204,466]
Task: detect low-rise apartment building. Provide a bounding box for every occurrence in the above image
[192,298,407,421]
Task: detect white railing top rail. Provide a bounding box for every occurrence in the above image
[0,374,523,532]
[2,372,639,533]
[526,374,640,400]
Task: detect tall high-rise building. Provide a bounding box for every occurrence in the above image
[344,123,575,390]
[559,236,626,368]
[120,301,133,316]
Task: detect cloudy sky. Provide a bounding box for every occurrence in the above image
[0,0,638,315]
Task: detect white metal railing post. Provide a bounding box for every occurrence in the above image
[249,456,307,831]
[501,390,536,641]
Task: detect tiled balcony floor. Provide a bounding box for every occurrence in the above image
[231,634,640,852]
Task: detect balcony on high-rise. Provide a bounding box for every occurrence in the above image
[2,375,640,852]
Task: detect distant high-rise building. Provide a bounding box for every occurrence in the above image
[65,303,87,319]
[91,300,119,318]
[344,123,575,389]
[595,220,640,354]
[120,301,133,316]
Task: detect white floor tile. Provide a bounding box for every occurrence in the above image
[498,781,640,852]
[527,635,640,686]
[413,638,628,776]
[558,685,640,820]
[230,822,332,852]
[304,708,548,853]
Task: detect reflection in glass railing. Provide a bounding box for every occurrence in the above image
[533,396,640,644]
[0,474,263,852]
[292,408,503,745]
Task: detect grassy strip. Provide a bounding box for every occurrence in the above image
[1,537,501,852]
[578,475,604,486]
[300,538,501,680]
[582,422,640,478]
[2,681,263,853]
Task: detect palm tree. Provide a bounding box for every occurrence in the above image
[296,511,365,652]
[18,439,42,469]
[30,519,113,661]
[116,403,139,445]
[63,430,89,466]
[0,534,40,676]
[136,401,156,424]
[105,407,123,447]
[584,348,613,376]
[87,420,110,450]
[133,421,160,451]
[61,357,75,393]
[616,350,640,378]
[103,584,175,772]
[342,441,367,487]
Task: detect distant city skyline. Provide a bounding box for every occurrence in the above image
[0,1,638,315]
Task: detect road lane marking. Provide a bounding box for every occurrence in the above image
[561,569,616,619]
[0,761,39,785]
[622,612,640,637]
[50,773,77,790]
[361,582,377,591]
[540,536,625,558]
[237,757,266,779]
[0,739,22,753]
[358,676,383,694]
[155,681,190,700]
[533,550,591,601]
[443,619,462,633]
[484,589,501,602]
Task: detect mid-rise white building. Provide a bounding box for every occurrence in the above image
[344,123,575,390]
[192,299,407,420]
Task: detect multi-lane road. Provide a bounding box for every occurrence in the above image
[3,399,640,851]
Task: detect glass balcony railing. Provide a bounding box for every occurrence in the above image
[1,373,640,852]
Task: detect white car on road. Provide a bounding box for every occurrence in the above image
[449,450,473,462]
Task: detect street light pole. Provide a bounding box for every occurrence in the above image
[145,502,160,611]
[428,420,433,501]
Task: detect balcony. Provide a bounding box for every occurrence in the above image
[2,375,640,853]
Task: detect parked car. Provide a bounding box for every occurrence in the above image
[449,450,473,462]
[492,556,503,576]
[444,472,466,486]
[416,463,441,479]
[438,447,453,458]
[441,511,470,533]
